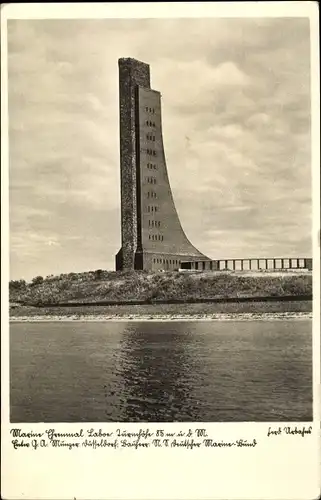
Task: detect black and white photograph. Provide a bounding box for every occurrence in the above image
[7,13,316,423]
[2,2,320,499]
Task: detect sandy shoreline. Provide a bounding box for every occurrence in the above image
[9,312,312,322]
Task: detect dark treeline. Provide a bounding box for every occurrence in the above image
[9,269,312,307]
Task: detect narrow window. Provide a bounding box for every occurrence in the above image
[145,107,148,112]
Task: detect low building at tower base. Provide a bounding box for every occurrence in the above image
[180,257,313,272]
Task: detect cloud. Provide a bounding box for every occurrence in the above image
[7,18,312,279]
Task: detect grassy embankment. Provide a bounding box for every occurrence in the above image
[9,270,312,317]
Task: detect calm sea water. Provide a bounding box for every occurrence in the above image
[10,320,312,422]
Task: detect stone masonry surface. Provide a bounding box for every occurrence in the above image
[116,58,209,271]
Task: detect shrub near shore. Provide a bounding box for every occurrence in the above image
[9,270,312,306]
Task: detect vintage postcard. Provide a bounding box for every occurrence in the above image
[1,2,320,499]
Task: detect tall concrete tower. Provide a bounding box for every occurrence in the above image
[115,57,209,271]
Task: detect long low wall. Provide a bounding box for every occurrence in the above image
[180,258,313,271]
[18,294,313,308]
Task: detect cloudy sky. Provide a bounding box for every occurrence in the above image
[7,17,312,280]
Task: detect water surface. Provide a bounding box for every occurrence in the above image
[10,320,312,422]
